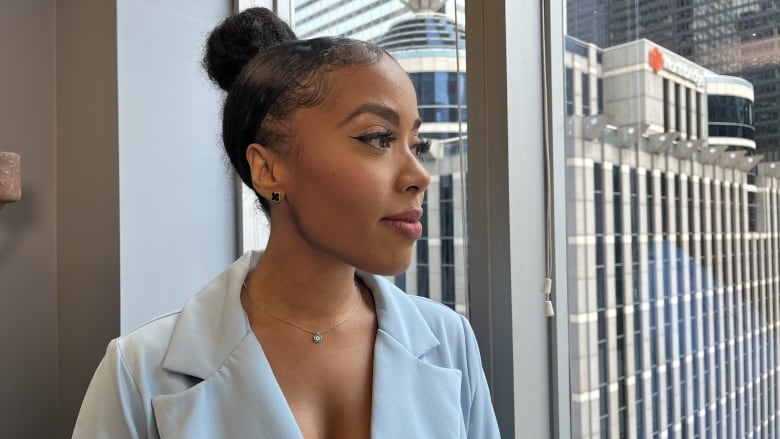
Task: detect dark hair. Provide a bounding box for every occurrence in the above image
[203,7,385,215]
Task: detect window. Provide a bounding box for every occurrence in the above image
[409,72,467,123]
[565,1,779,436]
[582,72,590,115]
[235,0,780,436]
[663,78,670,132]
[566,67,574,116]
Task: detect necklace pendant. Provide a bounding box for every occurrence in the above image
[312,333,323,343]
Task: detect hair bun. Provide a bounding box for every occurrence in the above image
[204,7,297,91]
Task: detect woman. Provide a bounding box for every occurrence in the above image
[73,7,499,438]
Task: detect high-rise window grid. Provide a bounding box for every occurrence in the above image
[567,68,575,116]
[613,165,628,438]
[408,72,467,123]
[594,162,610,436]
[631,168,644,438]
[440,175,455,309]
[582,73,591,116]
[572,149,780,437]
[416,194,429,298]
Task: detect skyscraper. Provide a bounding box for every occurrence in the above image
[293,0,464,41]
[294,0,412,40]
[567,0,780,160]
[564,35,780,438]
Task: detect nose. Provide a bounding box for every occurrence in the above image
[398,149,431,194]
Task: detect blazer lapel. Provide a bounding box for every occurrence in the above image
[152,335,303,439]
[371,330,464,438]
[151,251,303,439]
[362,274,466,438]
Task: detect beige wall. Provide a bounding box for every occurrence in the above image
[1,1,233,437]
[56,0,121,435]
[0,1,59,437]
[0,1,120,436]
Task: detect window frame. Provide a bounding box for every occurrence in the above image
[465,0,570,437]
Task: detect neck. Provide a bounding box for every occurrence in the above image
[244,234,362,325]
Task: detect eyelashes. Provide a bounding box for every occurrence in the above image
[412,139,431,160]
[350,131,431,161]
[351,131,397,150]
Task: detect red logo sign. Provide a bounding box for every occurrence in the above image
[649,47,663,73]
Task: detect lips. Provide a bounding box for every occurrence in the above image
[380,208,424,240]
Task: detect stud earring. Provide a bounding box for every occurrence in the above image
[271,192,281,203]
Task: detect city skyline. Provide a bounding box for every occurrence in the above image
[566,0,780,161]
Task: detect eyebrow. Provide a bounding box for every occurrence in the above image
[338,103,422,131]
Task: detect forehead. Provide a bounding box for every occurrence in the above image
[318,56,418,115]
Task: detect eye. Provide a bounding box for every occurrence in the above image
[350,131,397,151]
[412,139,431,161]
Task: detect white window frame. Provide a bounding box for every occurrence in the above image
[465,0,570,437]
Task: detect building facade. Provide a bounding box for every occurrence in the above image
[293,0,464,41]
[294,0,411,40]
[566,0,780,162]
[566,37,780,438]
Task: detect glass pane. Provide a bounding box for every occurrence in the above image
[564,1,779,437]
[240,0,470,314]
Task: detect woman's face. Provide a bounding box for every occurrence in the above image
[276,55,431,275]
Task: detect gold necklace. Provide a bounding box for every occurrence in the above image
[242,277,362,344]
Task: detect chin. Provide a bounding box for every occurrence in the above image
[358,254,413,277]
[366,262,412,277]
[376,265,412,277]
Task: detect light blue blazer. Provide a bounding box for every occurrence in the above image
[73,251,500,438]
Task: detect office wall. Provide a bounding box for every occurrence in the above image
[0,2,58,437]
[0,1,235,436]
[56,0,121,435]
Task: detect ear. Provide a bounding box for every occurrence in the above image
[245,143,286,198]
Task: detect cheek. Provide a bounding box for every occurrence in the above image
[295,156,390,216]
